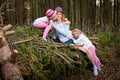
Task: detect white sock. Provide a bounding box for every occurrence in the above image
[93,65,98,76]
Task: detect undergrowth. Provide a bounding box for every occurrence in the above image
[7,25,120,80]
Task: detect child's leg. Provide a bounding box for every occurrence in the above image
[33,22,48,29]
[33,22,52,39]
[78,45,98,76]
[42,24,52,39]
[78,45,95,65]
[88,45,101,69]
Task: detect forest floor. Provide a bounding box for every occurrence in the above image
[66,46,120,80]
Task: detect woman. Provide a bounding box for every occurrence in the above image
[53,7,99,76]
[33,9,57,40]
[53,7,73,44]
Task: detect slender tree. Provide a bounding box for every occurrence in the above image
[87,0,96,33]
[102,0,112,31]
[113,0,118,32]
[79,0,83,30]
[49,0,54,9]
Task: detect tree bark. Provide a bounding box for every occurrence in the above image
[113,0,118,32]
[1,62,23,80]
[0,24,23,80]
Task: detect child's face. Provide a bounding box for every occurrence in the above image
[73,32,79,38]
[51,15,57,20]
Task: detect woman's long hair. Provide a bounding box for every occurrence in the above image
[61,14,65,22]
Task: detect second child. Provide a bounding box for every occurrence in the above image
[33,9,57,40]
[71,28,102,76]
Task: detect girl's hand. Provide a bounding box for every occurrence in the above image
[64,18,68,21]
[68,36,73,39]
[78,42,84,47]
[63,18,71,25]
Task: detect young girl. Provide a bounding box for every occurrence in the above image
[33,9,57,40]
[71,28,102,76]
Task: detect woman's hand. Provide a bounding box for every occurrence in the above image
[52,24,57,29]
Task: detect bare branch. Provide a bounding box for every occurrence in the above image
[4,30,15,36]
[0,0,8,26]
[55,53,70,64]
[2,24,12,31]
[1,9,15,14]
[59,52,82,65]
[0,0,15,27]
[0,1,8,11]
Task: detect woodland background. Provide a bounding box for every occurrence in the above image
[0,0,120,33]
[0,0,120,80]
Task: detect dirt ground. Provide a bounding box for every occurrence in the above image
[66,46,120,80]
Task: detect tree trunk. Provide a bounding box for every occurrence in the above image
[0,24,23,80]
[1,62,23,80]
[87,0,96,34]
[113,0,118,32]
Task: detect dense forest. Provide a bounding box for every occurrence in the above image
[0,0,120,80]
[0,0,120,33]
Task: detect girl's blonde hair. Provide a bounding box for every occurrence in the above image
[72,28,83,35]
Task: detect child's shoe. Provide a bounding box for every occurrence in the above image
[42,38,47,41]
[93,65,98,76]
[97,66,102,71]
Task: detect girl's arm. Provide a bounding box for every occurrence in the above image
[71,37,84,47]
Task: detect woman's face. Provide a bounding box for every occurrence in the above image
[56,12,63,21]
